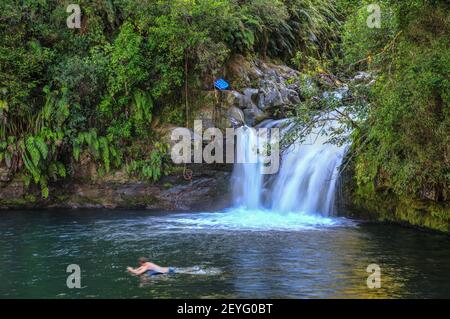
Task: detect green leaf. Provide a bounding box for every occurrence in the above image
[34,137,48,160]
[26,136,41,167]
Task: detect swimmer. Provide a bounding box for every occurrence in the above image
[127,257,175,276]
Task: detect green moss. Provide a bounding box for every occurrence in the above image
[55,195,69,202]
[393,200,450,233]
[119,195,156,208]
[24,195,37,203]
[0,195,38,208]
[350,180,450,233]
[343,155,450,234]
[163,183,173,189]
[66,195,104,207]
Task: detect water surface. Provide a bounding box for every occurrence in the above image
[1,209,449,298]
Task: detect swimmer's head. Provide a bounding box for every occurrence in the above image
[138,257,148,265]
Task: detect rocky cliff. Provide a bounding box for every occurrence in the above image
[1,55,305,211]
[0,163,231,211]
[191,55,305,131]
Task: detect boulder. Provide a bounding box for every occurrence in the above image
[222,90,245,108]
[189,56,305,127]
[227,106,245,127]
[0,166,10,183]
[258,81,284,110]
[243,105,269,126]
[243,88,259,105]
[287,89,301,104]
[226,54,263,86]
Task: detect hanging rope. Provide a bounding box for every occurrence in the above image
[182,50,193,182]
[184,52,189,128]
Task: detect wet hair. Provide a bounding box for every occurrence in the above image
[138,257,148,264]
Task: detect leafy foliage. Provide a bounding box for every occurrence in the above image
[285,0,449,203]
[355,2,450,201]
[1,0,447,206]
[1,0,342,197]
[126,142,171,182]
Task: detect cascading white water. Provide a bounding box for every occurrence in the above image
[270,131,345,215]
[231,126,264,209]
[231,116,347,217]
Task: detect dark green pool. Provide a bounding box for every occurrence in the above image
[1,209,449,298]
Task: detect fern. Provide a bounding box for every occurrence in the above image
[48,163,57,180]
[40,176,49,198]
[22,152,40,184]
[99,137,110,172]
[57,162,66,178]
[26,136,41,167]
[131,90,153,135]
[73,143,81,161]
[72,130,120,175]
[34,136,48,160]
[126,142,170,182]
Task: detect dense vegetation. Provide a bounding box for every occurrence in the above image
[342,0,449,203]
[288,0,449,206]
[0,0,340,196]
[0,0,448,209]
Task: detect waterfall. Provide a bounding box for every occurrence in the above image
[270,132,345,215]
[231,126,264,209]
[231,116,347,217]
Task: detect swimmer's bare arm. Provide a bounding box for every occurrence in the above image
[127,265,148,275]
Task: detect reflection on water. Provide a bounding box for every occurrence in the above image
[0,209,449,298]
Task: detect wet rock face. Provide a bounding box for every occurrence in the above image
[228,106,245,126]
[242,105,268,126]
[0,166,10,183]
[223,90,245,109]
[189,55,305,130]
[156,167,231,211]
[222,56,302,126]
[0,56,304,211]
[0,165,232,211]
[243,88,259,105]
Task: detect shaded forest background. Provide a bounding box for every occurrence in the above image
[0,0,448,205]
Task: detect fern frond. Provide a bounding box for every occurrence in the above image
[26,136,41,167]
[34,136,48,160]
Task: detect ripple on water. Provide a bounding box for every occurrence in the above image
[1,209,450,298]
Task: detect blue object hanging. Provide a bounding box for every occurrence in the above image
[214,78,229,90]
